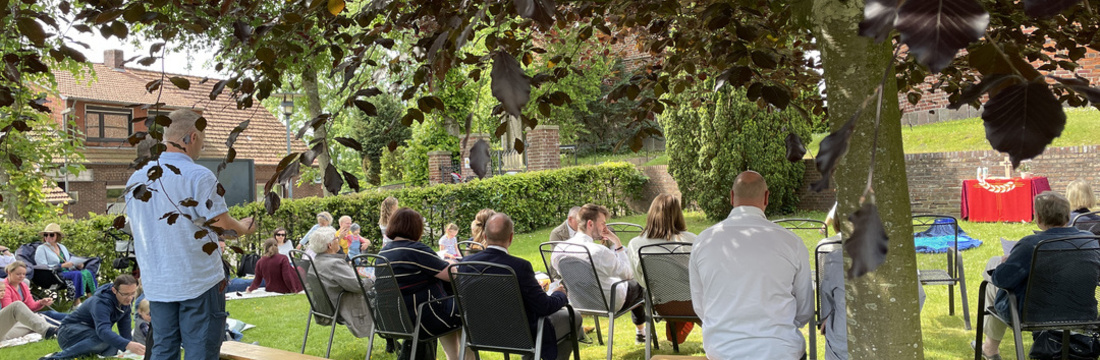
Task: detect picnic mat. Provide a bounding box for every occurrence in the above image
[914,218,983,253]
[225,288,303,301]
[0,333,41,348]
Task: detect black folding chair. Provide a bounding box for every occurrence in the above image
[913,214,971,330]
[448,262,581,360]
[637,242,697,359]
[457,241,485,257]
[974,235,1100,360]
[1072,210,1100,235]
[352,254,460,360]
[540,241,644,360]
[288,250,343,358]
[10,241,67,300]
[774,218,829,360]
[607,222,644,240]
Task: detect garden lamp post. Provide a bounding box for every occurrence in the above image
[275,92,297,199]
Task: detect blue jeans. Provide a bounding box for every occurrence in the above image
[48,323,117,359]
[150,282,228,360]
[224,278,258,293]
[40,310,67,322]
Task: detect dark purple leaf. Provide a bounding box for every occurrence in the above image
[265,191,280,215]
[112,215,126,230]
[147,165,162,181]
[387,141,398,152]
[714,66,752,92]
[895,0,989,73]
[490,51,531,118]
[201,241,218,254]
[1049,75,1100,104]
[355,88,382,97]
[858,0,899,43]
[947,74,1019,110]
[334,137,362,151]
[195,117,206,132]
[514,0,557,27]
[167,213,179,225]
[210,80,227,100]
[342,170,360,192]
[1023,0,1079,17]
[7,154,21,168]
[785,132,807,162]
[845,201,889,279]
[179,198,199,207]
[10,120,30,132]
[133,184,152,202]
[225,120,249,148]
[300,142,323,166]
[205,199,213,209]
[169,76,190,90]
[16,16,46,47]
[165,164,180,175]
[982,82,1065,167]
[216,183,226,197]
[229,246,246,255]
[812,113,858,192]
[470,139,491,179]
[761,85,791,109]
[0,87,13,107]
[323,165,344,194]
[354,100,378,116]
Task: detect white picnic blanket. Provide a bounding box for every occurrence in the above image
[224,288,303,301]
[0,333,41,348]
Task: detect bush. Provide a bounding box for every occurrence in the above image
[663,89,810,221]
[0,214,125,288]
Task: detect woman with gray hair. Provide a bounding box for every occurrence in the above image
[305,227,374,338]
[296,212,333,251]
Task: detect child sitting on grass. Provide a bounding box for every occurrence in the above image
[438,223,460,259]
[132,300,151,347]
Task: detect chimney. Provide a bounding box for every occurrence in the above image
[104,49,124,69]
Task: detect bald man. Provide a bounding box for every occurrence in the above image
[689,171,813,360]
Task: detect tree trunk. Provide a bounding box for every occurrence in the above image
[365,155,381,186]
[302,66,331,196]
[0,167,23,221]
[810,0,925,359]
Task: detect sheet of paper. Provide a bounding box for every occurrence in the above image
[1001,237,1018,256]
[545,279,562,296]
[69,256,91,266]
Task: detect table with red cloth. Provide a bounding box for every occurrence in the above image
[960,177,1051,222]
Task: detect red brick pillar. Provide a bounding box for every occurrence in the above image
[460,134,491,180]
[428,151,451,185]
[526,125,560,172]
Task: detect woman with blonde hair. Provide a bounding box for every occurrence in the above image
[469,208,496,247]
[1066,179,1100,234]
[379,197,399,248]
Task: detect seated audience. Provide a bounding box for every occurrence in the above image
[347,223,369,259]
[438,223,460,260]
[379,208,472,360]
[273,228,293,258]
[462,213,581,360]
[379,197,399,248]
[1067,179,1100,234]
[34,223,96,305]
[625,194,697,343]
[248,238,304,294]
[305,227,374,339]
[976,191,1099,359]
[0,283,58,342]
[41,275,144,360]
[132,300,152,347]
[296,211,333,250]
[3,261,67,321]
[549,207,581,242]
[689,171,813,360]
[551,203,648,344]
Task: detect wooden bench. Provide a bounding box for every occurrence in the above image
[649,356,708,360]
[219,341,328,360]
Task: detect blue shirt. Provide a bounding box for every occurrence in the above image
[125,152,229,302]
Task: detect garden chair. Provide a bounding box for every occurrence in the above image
[1072,210,1100,235]
[351,254,460,360]
[607,222,644,240]
[2,241,67,300]
[973,235,1100,360]
[539,241,645,360]
[456,240,485,257]
[288,250,344,358]
[912,214,971,330]
[774,218,829,360]
[637,242,697,359]
[446,261,581,360]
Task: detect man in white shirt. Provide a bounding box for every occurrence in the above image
[690,171,814,360]
[126,109,256,360]
[551,204,648,343]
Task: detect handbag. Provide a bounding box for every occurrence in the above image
[1030,330,1100,360]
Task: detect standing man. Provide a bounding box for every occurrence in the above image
[689,171,813,360]
[548,206,581,242]
[125,109,256,360]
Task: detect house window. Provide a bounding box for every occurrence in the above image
[106,186,127,214]
[86,106,132,142]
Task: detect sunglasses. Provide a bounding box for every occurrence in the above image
[43,233,58,238]
[275,233,287,237]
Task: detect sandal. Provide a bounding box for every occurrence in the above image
[971,340,1003,360]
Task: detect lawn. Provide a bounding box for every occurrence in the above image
[5,211,1041,359]
[807,108,1100,157]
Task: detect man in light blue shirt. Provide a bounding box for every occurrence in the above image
[125,109,256,360]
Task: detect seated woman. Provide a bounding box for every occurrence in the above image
[33,223,96,305]
[2,261,67,322]
[379,208,471,360]
[247,238,303,294]
[41,275,144,360]
[976,191,1097,359]
[305,227,373,338]
[0,278,58,342]
[273,228,294,258]
[625,194,697,343]
[1066,179,1100,234]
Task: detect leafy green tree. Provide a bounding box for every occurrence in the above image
[336,93,410,186]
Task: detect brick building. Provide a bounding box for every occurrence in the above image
[48,50,322,218]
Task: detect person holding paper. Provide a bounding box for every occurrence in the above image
[976,191,1098,359]
[34,223,97,306]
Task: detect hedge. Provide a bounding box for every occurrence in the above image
[0,162,647,286]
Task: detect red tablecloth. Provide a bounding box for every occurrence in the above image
[960,177,1051,222]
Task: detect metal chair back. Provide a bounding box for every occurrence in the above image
[540,241,611,314]
[288,250,338,321]
[912,214,961,278]
[637,242,693,306]
[351,254,416,338]
[772,218,830,238]
[457,240,486,257]
[607,222,644,240]
[1072,211,1100,236]
[449,262,538,354]
[1020,236,1100,326]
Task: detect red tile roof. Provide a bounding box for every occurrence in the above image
[44,185,72,204]
[53,63,308,165]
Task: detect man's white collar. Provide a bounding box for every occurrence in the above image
[486,245,508,254]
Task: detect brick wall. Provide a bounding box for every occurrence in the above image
[527,125,561,172]
[427,151,452,185]
[795,159,838,212]
[632,165,683,212]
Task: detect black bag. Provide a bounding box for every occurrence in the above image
[1030,330,1100,360]
[236,254,260,277]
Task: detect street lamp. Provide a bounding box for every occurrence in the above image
[274,92,298,199]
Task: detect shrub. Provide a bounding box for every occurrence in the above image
[0,214,125,287]
[663,89,810,220]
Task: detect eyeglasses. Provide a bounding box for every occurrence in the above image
[275,233,287,237]
[117,290,137,298]
[43,233,57,238]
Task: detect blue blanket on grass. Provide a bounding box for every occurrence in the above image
[914,218,983,253]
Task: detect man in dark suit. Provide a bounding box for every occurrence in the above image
[548,207,581,242]
[463,213,581,360]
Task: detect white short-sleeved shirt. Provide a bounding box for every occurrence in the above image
[126,152,229,302]
[550,232,634,311]
[689,206,814,360]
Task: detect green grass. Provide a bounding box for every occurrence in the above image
[6,211,1044,359]
[806,108,1100,157]
[642,155,668,166]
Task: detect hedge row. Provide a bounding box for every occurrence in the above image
[0,162,647,285]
